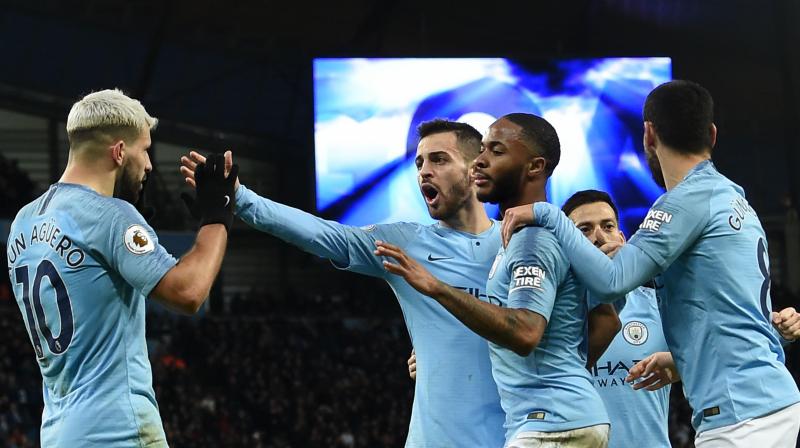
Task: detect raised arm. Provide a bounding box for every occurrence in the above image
[151,155,234,314]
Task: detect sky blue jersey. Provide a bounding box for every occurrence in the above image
[6,183,177,447]
[533,160,800,433]
[235,184,506,447]
[590,287,670,448]
[485,226,608,441]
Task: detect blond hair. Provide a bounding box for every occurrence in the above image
[66,89,157,146]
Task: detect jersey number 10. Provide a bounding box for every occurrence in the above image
[14,260,74,359]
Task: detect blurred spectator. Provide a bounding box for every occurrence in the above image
[0,287,740,448]
[0,154,37,219]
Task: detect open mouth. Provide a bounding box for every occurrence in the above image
[420,183,440,207]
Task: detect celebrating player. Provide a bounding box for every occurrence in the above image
[562,190,671,448]
[502,80,800,446]
[6,89,236,447]
[376,114,610,447]
[182,120,507,447]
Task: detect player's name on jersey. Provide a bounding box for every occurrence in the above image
[7,219,86,267]
[728,195,756,231]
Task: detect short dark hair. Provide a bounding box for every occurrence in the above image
[501,113,560,176]
[561,189,619,222]
[643,80,714,154]
[417,119,482,161]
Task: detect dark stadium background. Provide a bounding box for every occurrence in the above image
[0,1,798,446]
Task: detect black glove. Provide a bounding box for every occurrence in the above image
[181,154,238,231]
[135,175,156,222]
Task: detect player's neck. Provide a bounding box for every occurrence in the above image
[59,161,116,197]
[659,147,711,191]
[499,183,547,215]
[439,198,492,234]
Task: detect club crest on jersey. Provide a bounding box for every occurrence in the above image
[361,224,376,232]
[639,209,673,232]
[623,321,648,345]
[124,225,155,255]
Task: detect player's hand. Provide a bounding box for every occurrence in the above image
[501,204,535,248]
[408,349,417,381]
[599,241,624,258]
[181,150,240,192]
[772,307,800,341]
[180,153,239,230]
[375,241,444,298]
[626,351,680,391]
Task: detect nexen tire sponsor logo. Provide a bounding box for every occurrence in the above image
[639,209,673,232]
[511,266,545,291]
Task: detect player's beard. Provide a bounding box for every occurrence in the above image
[114,162,144,205]
[476,165,524,205]
[645,147,666,189]
[428,174,472,221]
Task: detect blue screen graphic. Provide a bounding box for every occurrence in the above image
[314,58,671,234]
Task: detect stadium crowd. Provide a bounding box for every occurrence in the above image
[1,280,797,447]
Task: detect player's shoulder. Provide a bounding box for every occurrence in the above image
[664,160,727,203]
[362,221,421,235]
[508,226,563,258]
[513,225,558,244]
[9,197,41,226]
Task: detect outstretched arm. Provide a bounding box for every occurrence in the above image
[375,241,547,356]
[502,203,661,301]
[180,151,395,275]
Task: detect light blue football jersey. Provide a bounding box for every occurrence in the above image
[6,183,177,447]
[628,160,800,431]
[533,160,800,433]
[590,287,670,448]
[485,226,608,441]
[235,185,506,447]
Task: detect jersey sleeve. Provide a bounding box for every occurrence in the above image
[628,185,711,270]
[533,202,660,302]
[504,228,568,322]
[103,202,177,297]
[235,184,414,278]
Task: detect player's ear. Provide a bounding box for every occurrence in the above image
[528,156,546,178]
[110,140,125,167]
[643,122,657,152]
[709,123,717,149]
[619,229,626,243]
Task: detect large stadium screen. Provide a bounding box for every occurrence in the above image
[313,57,672,233]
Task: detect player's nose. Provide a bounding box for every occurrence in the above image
[593,228,607,247]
